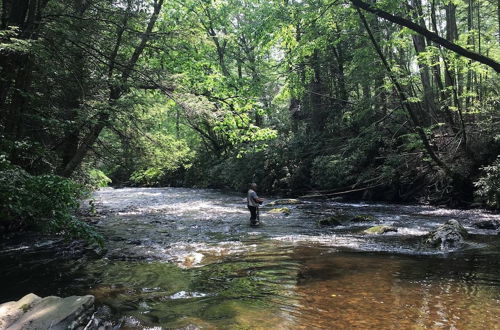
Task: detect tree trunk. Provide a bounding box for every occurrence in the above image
[444,2,458,90]
[466,0,474,108]
[429,0,458,133]
[309,50,327,133]
[331,43,348,102]
[410,0,436,125]
[56,0,90,174]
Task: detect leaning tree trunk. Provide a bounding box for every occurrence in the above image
[350,0,500,72]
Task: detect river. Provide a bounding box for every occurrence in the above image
[1,187,500,329]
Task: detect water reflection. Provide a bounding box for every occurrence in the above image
[61,245,500,329]
[291,249,500,329]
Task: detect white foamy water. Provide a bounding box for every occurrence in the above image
[169,291,209,299]
[89,187,500,261]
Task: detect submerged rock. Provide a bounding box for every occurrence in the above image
[268,207,291,215]
[0,293,94,330]
[424,219,468,250]
[317,216,343,226]
[363,225,397,235]
[267,199,301,206]
[318,212,378,227]
[350,214,377,222]
[473,219,500,230]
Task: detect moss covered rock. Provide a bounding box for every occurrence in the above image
[363,225,397,235]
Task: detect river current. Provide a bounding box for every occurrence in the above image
[1,187,500,329]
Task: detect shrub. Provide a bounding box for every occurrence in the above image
[87,169,112,188]
[130,167,164,186]
[474,157,500,209]
[311,155,353,188]
[129,133,195,186]
[0,165,102,243]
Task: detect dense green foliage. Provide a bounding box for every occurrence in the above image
[1,0,499,221]
[0,159,101,243]
[474,157,500,209]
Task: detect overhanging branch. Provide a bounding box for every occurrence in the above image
[350,0,500,73]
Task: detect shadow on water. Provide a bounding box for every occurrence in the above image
[1,187,500,329]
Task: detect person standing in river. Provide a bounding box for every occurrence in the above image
[247,183,264,225]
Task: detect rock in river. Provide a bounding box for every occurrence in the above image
[473,219,500,230]
[317,216,343,226]
[0,293,94,330]
[424,219,468,250]
[363,225,398,235]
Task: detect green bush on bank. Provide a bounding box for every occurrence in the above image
[474,157,500,209]
[125,133,194,187]
[0,163,102,243]
[311,155,353,188]
[87,169,112,188]
[130,167,165,186]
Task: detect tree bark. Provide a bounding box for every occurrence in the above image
[309,50,327,133]
[444,2,458,90]
[409,0,436,125]
[466,0,474,108]
[331,43,348,102]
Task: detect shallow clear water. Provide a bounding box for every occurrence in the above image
[1,187,500,329]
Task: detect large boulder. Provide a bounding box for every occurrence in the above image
[424,219,468,250]
[363,225,397,235]
[0,294,94,330]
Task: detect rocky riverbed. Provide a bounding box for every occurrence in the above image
[1,187,500,329]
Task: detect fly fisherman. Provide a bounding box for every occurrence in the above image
[247,183,264,225]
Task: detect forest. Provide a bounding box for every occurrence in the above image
[1,0,499,240]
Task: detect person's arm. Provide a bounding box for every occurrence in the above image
[250,191,263,204]
[252,191,264,204]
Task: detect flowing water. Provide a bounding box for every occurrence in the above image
[1,187,500,329]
